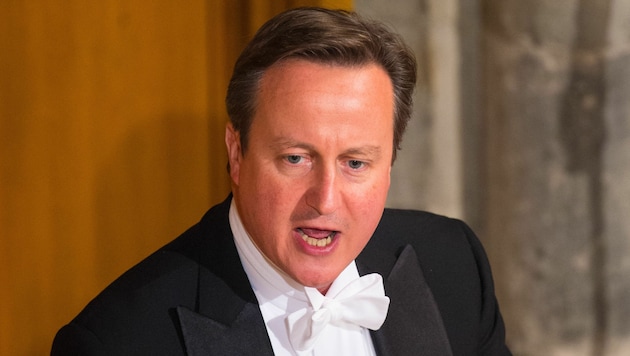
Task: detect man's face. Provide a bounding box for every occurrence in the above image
[226,59,394,293]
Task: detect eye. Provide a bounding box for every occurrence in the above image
[286,155,303,164]
[348,160,365,170]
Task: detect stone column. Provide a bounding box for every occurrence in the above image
[602,3,630,355]
[482,0,630,354]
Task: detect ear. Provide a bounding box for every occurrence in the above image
[225,123,242,186]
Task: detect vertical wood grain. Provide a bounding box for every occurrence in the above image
[0,1,213,354]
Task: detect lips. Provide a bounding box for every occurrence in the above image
[297,228,337,247]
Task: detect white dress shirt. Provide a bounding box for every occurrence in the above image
[229,202,378,356]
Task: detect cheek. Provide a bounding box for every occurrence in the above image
[350,177,390,232]
[240,167,301,224]
[360,172,390,205]
[356,196,385,229]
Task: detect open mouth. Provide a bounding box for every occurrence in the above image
[297,228,337,247]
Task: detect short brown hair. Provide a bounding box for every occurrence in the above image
[226,7,417,162]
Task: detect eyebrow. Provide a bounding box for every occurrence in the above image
[270,138,315,152]
[342,146,382,159]
[270,138,382,158]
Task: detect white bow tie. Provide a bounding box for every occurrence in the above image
[286,273,390,353]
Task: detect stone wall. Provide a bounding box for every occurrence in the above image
[356,0,630,354]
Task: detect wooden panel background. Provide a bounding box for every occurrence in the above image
[0,1,350,354]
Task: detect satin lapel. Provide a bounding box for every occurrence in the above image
[176,276,274,356]
[177,305,274,356]
[368,245,453,356]
[170,196,274,356]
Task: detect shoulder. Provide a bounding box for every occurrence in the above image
[53,237,202,354]
[378,208,471,243]
[365,208,479,272]
[374,207,487,291]
[53,199,236,354]
[373,208,494,303]
[366,208,511,355]
[365,208,486,308]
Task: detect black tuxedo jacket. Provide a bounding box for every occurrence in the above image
[52,196,510,355]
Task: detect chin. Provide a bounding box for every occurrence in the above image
[293,269,339,290]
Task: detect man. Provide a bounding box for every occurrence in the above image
[53,7,511,355]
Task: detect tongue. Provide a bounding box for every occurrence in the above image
[300,228,333,239]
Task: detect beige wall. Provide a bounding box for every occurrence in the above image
[0,1,350,354]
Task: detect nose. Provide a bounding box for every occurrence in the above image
[305,165,340,216]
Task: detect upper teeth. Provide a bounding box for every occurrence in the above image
[299,230,335,247]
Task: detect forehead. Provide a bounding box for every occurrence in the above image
[254,59,394,117]
[259,59,390,93]
[248,59,395,152]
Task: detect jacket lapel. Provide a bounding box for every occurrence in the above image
[177,304,274,356]
[364,245,453,356]
[170,196,275,356]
